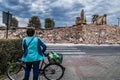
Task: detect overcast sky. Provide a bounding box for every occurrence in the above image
[0,0,120,27]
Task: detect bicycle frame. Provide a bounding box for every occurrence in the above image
[38,59,48,74]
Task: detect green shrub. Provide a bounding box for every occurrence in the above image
[0,39,22,75]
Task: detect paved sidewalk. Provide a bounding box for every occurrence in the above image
[2,55,120,80]
[61,55,120,80]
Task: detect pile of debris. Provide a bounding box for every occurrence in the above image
[0,24,120,44]
[83,24,120,44]
[40,24,120,44]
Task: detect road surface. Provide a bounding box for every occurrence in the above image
[2,44,120,80]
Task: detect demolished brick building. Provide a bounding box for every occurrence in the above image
[37,24,120,44]
[0,24,120,44]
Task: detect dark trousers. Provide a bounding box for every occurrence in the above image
[23,61,40,80]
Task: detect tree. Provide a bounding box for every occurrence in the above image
[10,17,18,28]
[28,16,41,29]
[44,18,55,29]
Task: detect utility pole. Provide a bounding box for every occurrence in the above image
[117,17,120,27]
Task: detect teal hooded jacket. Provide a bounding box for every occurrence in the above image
[22,36,47,62]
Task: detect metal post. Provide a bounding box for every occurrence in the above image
[117,18,120,27]
[52,19,56,43]
[6,11,9,39]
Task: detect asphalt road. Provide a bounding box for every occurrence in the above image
[2,44,120,80]
[46,44,120,55]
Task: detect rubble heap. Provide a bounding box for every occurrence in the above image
[0,24,120,44]
[40,24,120,44]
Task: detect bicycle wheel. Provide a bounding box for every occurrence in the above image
[7,62,25,80]
[43,63,65,80]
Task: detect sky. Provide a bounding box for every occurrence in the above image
[0,0,120,27]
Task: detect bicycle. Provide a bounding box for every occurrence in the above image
[6,52,65,80]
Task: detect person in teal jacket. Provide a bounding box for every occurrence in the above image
[22,28,47,80]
